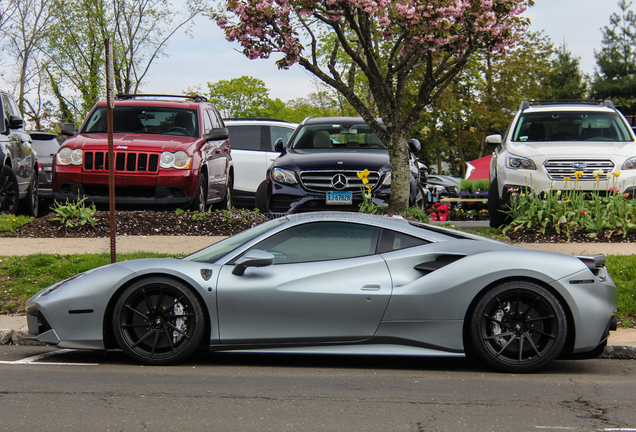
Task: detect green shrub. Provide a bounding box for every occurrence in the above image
[50,196,98,228]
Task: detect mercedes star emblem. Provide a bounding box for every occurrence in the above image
[331,174,348,190]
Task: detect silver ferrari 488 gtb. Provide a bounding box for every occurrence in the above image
[25,212,617,372]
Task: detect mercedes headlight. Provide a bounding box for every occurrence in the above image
[272,167,297,184]
[382,171,392,185]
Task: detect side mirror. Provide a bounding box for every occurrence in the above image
[485,134,502,146]
[274,137,285,153]
[232,249,275,276]
[206,127,229,141]
[408,138,421,154]
[8,115,24,129]
[61,123,78,136]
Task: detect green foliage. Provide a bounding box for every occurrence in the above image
[606,255,636,325]
[0,215,34,236]
[503,175,636,239]
[208,75,271,118]
[591,0,636,102]
[0,252,178,314]
[547,43,588,99]
[459,179,489,193]
[50,197,98,228]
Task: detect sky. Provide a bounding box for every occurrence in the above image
[0,1,625,102]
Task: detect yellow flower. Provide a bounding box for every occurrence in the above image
[357,169,370,184]
[573,171,584,181]
[613,171,621,177]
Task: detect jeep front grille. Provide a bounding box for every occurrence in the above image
[84,151,159,172]
[299,170,381,193]
[544,159,615,181]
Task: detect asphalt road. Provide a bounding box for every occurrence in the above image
[1,346,636,431]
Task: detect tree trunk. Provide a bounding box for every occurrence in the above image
[386,129,411,213]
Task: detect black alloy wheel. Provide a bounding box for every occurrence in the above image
[468,281,567,373]
[113,277,205,365]
[0,165,19,215]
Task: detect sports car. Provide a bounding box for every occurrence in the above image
[24,212,617,372]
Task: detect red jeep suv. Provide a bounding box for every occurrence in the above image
[54,94,233,211]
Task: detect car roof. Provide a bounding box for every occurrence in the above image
[302,116,383,126]
[520,100,618,115]
[224,118,298,127]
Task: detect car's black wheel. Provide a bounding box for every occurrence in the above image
[468,281,567,373]
[189,174,207,212]
[488,178,507,228]
[255,180,269,213]
[214,176,233,211]
[113,277,205,365]
[0,165,20,215]
[19,171,39,217]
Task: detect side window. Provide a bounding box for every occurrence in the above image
[377,229,428,254]
[1,94,15,127]
[269,126,295,151]
[227,125,261,151]
[213,110,224,128]
[203,110,214,134]
[249,222,380,264]
[0,94,5,133]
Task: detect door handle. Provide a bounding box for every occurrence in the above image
[361,284,381,291]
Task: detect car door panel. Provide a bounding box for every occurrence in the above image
[216,255,392,344]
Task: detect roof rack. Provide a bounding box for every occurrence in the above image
[116,93,209,103]
[521,100,615,111]
[224,117,291,123]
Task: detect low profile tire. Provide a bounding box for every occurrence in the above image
[113,277,205,365]
[255,180,269,213]
[468,281,567,373]
[19,171,39,217]
[189,174,207,212]
[214,177,233,211]
[488,178,507,228]
[0,165,19,215]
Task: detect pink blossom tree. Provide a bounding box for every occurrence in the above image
[214,0,532,212]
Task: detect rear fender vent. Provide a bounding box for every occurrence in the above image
[414,254,465,275]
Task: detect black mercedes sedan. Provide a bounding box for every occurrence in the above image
[256,117,425,214]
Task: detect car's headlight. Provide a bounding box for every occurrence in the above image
[57,148,83,166]
[271,167,297,184]
[160,151,191,169]
[382,171,392,185]
[506,154,536,170]
[623,157,636,170]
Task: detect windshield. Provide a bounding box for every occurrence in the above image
[512,112,633,143]
[290,122,387,153]
[183,218,286,263]
[82,106,199,137]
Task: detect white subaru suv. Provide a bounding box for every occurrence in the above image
[486,100,636,228]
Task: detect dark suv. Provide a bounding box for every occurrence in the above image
[258,117,425,213]
[1,90,38,216]
[54,94,233,211]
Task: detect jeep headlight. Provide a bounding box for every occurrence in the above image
[160,151,191,169]
[57,148,83,166]
[506,154,536,170]
[272,167,297,184]
[622,157,636,170]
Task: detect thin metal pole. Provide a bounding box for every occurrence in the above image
[105,38,116,263]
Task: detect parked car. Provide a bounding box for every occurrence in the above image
[0,89,38,216]
[258,116,425,213]
[487,100,636,227]
[53,94,232,211]
[224,118,297,207]
[25,212,617,372]
[28,131,60,213]
[425,174,461,201]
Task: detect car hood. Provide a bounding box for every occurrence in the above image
[61,133,200,152]
[507,141,636,158]
[276,150,391,172]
